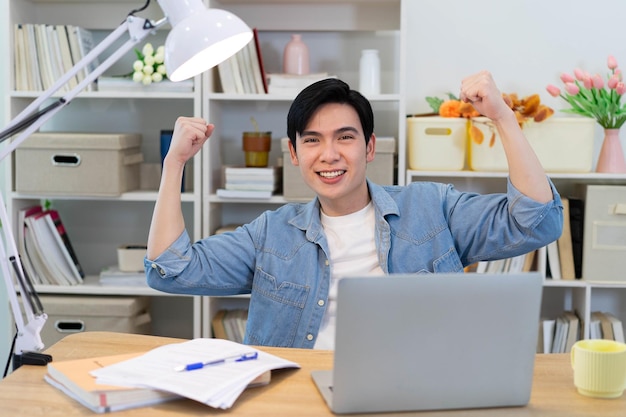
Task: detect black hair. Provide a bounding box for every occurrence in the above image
[286,78,374,149]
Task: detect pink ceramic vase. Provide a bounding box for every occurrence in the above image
[596,128,626,173]
[283,34,309,75]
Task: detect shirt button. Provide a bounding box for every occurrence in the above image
[151,263,157,269]
[325,260,329,266]
[318,299,325,307]
[306,334,314,341]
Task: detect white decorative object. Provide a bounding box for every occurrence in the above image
[359,49,380,95]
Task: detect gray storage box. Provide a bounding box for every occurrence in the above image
[38,295,151,347]
[16,132,143,196]
[281,136,396,201]
[582,185,626,282]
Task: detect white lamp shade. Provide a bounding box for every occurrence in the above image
[164,8,253,82]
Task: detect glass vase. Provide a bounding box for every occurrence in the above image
[283,34,309,75]
[596,128,626,173]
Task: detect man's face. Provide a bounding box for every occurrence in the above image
[288,102,375,216]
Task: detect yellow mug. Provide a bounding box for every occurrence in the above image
[571,339,626,398]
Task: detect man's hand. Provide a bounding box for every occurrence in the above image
[459,71,512,122]
[165,116,214,167]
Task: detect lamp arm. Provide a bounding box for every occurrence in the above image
[0,15,168,368]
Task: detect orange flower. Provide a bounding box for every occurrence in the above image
[459,102,480,118]
[439,100,461,118]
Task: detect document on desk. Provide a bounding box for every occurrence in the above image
[90,338,300,409]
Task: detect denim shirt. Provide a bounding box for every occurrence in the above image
[146,179,563,348]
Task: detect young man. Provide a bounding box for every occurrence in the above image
[146,71,563,349]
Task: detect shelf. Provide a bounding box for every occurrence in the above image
[11,190,198,202]
[408,170,626,182]
[10,90,197,100]
[207,93,402,102]
[30,276,194,297]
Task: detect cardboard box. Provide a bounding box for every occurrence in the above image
[582,185,626,282]
[16,132,143,196]
[468,117,595,172]
[407,117,467,171]
[281,137,396,201]
[38,295,151,346]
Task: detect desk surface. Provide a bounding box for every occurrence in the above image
[0,331,624,416]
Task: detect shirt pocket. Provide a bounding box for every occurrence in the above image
[432,247,465,273]
[246,268,310,347]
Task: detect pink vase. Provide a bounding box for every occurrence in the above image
[596,128,626,173]
[283,34,309,75]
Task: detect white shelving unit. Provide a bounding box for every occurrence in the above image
[200,0,404,336]
[4,0,204,341]
[408,170,626,340]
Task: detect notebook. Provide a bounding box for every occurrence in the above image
[311,272,543,414]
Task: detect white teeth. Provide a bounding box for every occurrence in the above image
[319,170,345,178]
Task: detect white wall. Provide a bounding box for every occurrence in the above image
[404,0,626,163]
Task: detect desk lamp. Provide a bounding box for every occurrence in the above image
[0,0,252,372]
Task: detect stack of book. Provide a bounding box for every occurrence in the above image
[267,72,336,95]
[17,205,84,286]
[45,338,299,412]
[13,23,99,92]
[99,266,147,287]
[217,166,281,199]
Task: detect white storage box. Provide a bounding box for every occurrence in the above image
[38,295,151,346]
[582,185,626,282]
[281,137,396,201]
[16,132,143,196]
[468,117,595,172]
[407,117,467,171]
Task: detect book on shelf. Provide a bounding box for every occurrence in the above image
[212,309,249,343]
[89,338,299,410]
[546,240,561,280]
[12,23,98,91]
[591,310,625,343]
[568,197,585,278]
[17,205,44,285]
[540,318,556,353]
[45,352,181,413]
[18,206,83,286]
[562,311,580,353]
[605,312,625,343]
[557,197,576,280]
[252,28,268,93]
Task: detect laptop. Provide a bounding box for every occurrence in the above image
[311,272,543,414]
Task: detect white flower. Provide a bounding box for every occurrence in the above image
[142,43,154,56]
[132,43,167,84]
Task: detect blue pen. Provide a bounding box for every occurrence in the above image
[174,352,258,372]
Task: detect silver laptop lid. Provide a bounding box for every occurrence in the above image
[329,272,543,414]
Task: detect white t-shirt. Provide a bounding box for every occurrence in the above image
[314,202,384,349]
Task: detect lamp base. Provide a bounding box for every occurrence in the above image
[12,351,53,371]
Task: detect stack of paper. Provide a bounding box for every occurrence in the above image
[90,338,300,409]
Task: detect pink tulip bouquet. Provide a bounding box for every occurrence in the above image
[546,55,626,129]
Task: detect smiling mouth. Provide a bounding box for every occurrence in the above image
[318,170,346,179]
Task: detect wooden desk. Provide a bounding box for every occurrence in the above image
[0,332,624,416]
